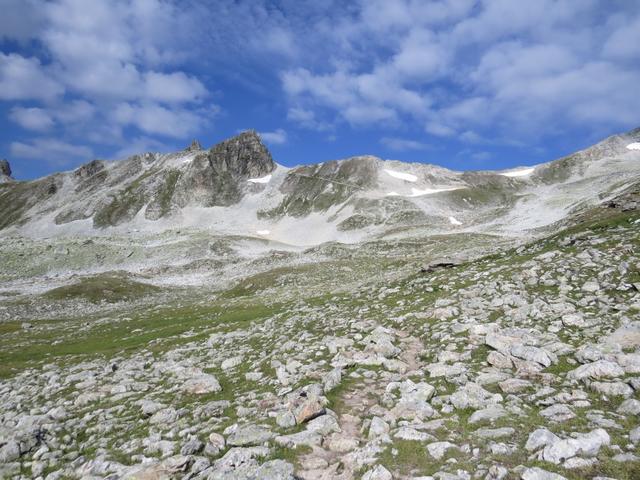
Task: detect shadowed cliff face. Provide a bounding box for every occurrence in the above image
[0,159,11,183]
[0,131,277,229]
[172,131,276,209]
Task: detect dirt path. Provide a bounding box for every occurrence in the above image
[297,328,424,479]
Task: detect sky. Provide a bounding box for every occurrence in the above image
[0,0,639,180]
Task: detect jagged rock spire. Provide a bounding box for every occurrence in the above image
[0,159,11,177]
[0,159,12,183]
[207,130,275,178]
[186,139,202,152]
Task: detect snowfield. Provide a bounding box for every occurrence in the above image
[384,169,417,182]
[248,174,272,184]
[626,142,640,151]
[386,186,463,197]
[499,167,535,177]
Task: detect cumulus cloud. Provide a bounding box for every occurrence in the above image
[259,129,288,145]
[9,108,55,131]
[10,138,93,165]
[0,53,64,101]
[2,0,640,171]
[113,103,210,138]
[1,0,217,160]
[277,0,640,142]
[381,137,430,151]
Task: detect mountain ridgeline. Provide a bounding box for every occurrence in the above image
[1,128,639,243]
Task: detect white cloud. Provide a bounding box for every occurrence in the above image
[10,138,93,165]
[143,71,207,103]
[381,137,429,151]
[277,0,640,142]
[9,107,54,131]
[113,136,173,159]
[259,129,288,145]
[113,103,208,138]
[0,53,64,101]
[0,0,44,42]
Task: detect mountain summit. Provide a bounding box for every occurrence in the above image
[0,127,639,243]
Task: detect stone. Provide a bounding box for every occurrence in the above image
[469,405,507,424]
[590,381,633,397]
[149,407,178,425]
[0,159,11,177]
[487,351,514,369]
[427,441,459,460]
[521,467,567,480]
[327,436,359,452]
[362,465,393,480]
[183,374,222,394]
[582,281,600,292]
[498,378,531,393]
[474,427,515,439]
[323,368,342,392]
[294,397,325,424]
[510,345,556,367]
[276,410,297,428]
[213,446,270,471]
[618,398,640,414]
[306,414,341,435]
[561,313,585,327]
[567,360,625,381]
[180,439,204,455]
[541,428,610,464]
[450,383,503,410]
[226,425,274,447]
[605,322,640,348]
[221,356,243,370]
[206,433,226,456]
[525,429,560,452]
[0,441,20,463]
[539,404,576,422]
[275,430,322,448]
[394,427,436,442]
[368,416,390,439]
[363,326,400,358]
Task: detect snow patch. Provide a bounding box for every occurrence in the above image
[384,169,417,182]
[256,230,270,235]
[449,216,462,226]
[500,167,535,177]
[626,143,640,151]
[385,186,462,198]
[248,174,272,184]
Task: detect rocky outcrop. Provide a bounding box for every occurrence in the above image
[261,155,378,218]
[0,159,12,182]
[172,130,275,208]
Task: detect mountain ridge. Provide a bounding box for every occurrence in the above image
[1,127,639,245]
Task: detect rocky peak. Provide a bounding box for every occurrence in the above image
[207,130,275,178]
[186,139,202,152]
[0,159,11,178]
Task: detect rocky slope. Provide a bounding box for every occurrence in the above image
[0,196,639,480]
[1,128,639,245]
[0,129,640,480]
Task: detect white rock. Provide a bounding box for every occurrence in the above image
[362,465,393,480]
[567,360,624,381]
[427,441,459,460]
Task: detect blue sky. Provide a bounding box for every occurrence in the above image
[1,0,639,180]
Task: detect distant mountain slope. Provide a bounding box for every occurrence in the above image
[0,127,639,245]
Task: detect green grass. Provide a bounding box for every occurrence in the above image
[377,439,439,476]
[0,300,282,378]
[43,272,160,303]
